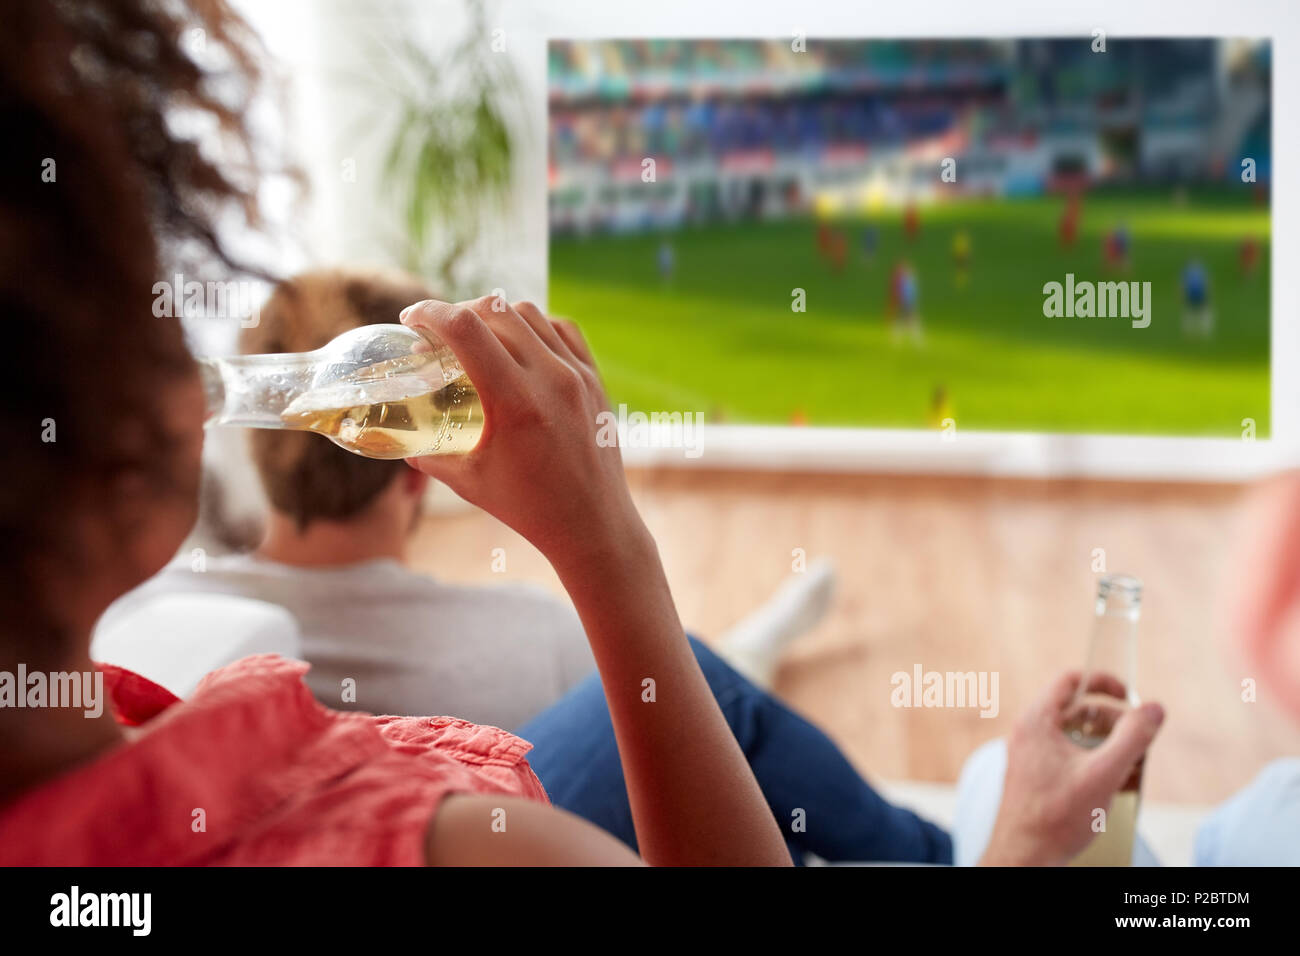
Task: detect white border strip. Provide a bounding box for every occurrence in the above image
[619,425,1280,480]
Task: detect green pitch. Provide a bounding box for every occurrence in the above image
[549,189,1270,436]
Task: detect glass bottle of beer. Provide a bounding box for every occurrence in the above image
[1064,573,1145,866]
[199,324,483,460]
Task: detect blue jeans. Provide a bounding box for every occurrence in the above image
[519,636,952,865]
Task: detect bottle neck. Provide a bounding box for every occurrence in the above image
[199,353,319,430]
[1082,578,1142,705]
[198,358,226,424]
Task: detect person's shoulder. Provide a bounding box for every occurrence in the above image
[181,554,402,594]
[146,551,264,588]
[373,713,537,770]
[1195,758,1300,866]
[1223,757,1300,809]
[430,577,575,618]
[95,552,251,631]
[189,656,550,865]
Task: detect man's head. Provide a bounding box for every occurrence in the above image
[243,269,437,540]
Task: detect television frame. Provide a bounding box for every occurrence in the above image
[530,0,1294,480]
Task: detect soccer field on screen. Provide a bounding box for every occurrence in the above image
[549,190,1270,437]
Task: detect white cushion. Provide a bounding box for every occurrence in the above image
[91,593,301,698]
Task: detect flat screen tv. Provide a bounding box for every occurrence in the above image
[545,34,1273,475]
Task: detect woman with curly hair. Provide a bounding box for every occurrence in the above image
[0,0,792,866]
[0,0,1154,867]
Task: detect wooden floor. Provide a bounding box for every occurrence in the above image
[408,467,1300,805]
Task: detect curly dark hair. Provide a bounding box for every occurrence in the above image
[0,0,267,649]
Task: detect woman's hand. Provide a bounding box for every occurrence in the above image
[980,672,1164,866]
[401,297,646,572]
[405,296,790,866]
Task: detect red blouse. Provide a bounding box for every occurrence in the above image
[0,654,548,865]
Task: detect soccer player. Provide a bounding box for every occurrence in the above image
[952,229,972,289]
[1105,223,1131,272]
[827,229,848,273]
[1058,195,1080,250]
[892,261,923,344]
[1240,235,1261,277]
[657,239,675,281]
[903,201,920,242]
[816,220,831,256]
[1181,259,1213,338]
[861,223,879,264]
[928,385,954,430]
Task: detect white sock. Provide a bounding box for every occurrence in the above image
[716,558,836,688]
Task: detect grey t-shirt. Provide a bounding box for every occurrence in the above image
[97,554,595,731]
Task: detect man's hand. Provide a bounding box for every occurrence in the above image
[979,672,1164,866]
